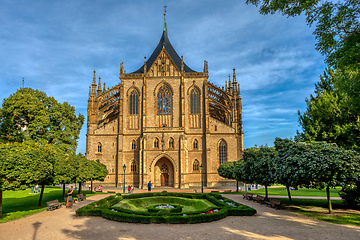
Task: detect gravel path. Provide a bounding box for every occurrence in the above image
[0,194,359,240]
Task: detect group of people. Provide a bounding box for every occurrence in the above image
[88,184,103,192]
[30,184,39,194]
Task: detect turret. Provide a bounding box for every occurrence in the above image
[144,57,147,74]
[204,60,208,74]
[97,77,102,95]
[91,70,97,98]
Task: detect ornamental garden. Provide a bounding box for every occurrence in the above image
[76,191,256,224]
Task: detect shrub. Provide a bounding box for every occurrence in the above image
[76,191,256,224]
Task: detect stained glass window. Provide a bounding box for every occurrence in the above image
[157,85,171,115]
[190,88,199,114]
[219,140,227,165]
[130,90,138,115]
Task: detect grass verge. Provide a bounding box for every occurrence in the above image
[279,198,360,226]
[0,186,103,223]
[224,186,341,197]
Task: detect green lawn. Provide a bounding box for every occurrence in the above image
[278,198,360,226]
[0,186,101,223]
[114,196,217,214]
[230,186,342,197]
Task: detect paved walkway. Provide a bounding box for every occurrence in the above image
[0,194,359,240]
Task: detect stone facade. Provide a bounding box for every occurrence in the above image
[86,16,243,189]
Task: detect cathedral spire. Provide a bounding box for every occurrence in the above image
[97,77,102,94]
[163,5,167,34]
[92,70,96,85]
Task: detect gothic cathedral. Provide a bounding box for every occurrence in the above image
[86,12,243,189]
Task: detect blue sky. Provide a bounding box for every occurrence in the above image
[0,0,325,154]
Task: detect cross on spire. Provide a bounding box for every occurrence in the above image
[163,5,167,33]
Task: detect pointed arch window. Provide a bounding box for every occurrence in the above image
[219,140,227,165]
[190,88,200,114]
[131,160,137,172]
[130,90,139,115]
[131,140,137,150]
[193,139,198,149]
[169,137,174,149]
[154,138,159,148]
[157,85,171,115]
[97,142,102,153]
[193,160,200,171]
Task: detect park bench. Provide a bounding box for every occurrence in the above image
[77,193,86,201]
[211,190,219,193]
[223,190,232,192]
[107,190,116,193]
[46,199,64,211]
[253,195,266,204]
[243,192,253,200]
[265,199,282,209]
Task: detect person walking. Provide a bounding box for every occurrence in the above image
[35,184,39,194]
[66,186,74,208]
[89,184,91,191]
[148,181,152,192]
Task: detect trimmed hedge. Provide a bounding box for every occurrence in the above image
[76,191,256,224]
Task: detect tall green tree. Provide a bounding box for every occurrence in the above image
[274,138,312,204]
[53,153,79,199]
[246,0,360,70]
[0,142,56,216]
[0,88,84,153]
[240,146,277,199]
[291,141,360,213]
[298,68,360,151]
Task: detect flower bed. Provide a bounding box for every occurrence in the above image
[76,191,256,224]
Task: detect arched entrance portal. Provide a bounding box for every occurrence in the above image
[154,157,174,187]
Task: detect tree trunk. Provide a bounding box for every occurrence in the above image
[38,184,45,206]
[236,181,239,192]
[286,186,292,204]
[0,190,2,217]
[62,184,66,199]
[91,181,93,194]
[79,182,82,194]
[265,185,268,199]
[327,186,332,214]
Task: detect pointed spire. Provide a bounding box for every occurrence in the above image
[89,86,91,99]
[181,56,184,72]
[97,77,102,93]
[204,60,208,73]
[233,68,237,83]
[103,82,106,92]
[163,5,167,34]
[144,57,147,73]
[225,80,228,90]
[92,70,96,85]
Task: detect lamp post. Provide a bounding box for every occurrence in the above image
[123,164,126,193]
[200,163,203,193]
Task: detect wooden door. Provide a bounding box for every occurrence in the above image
[161,173,169,186]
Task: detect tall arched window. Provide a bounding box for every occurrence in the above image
[193,139,198,149]
[157,85,171,115]
[193,159,200,171]
[219,140,227,165]
[169,137,174,149]
[131,160,137,172]
[190,88,200,114]
[131,140,136,150]
[154,138,159,148]
[129,90,139,115]
[97,142,102,153]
